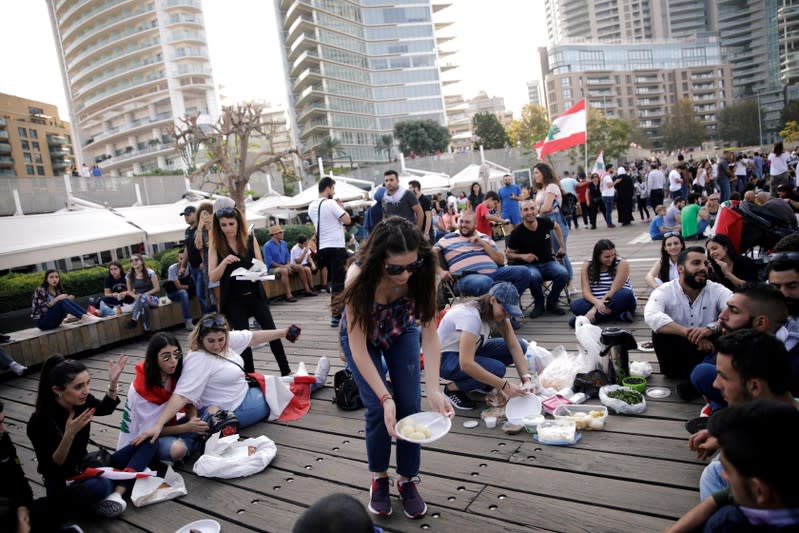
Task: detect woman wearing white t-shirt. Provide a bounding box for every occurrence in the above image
[131,314,328,445]
[769,141,791,198]
[533,162,574,289]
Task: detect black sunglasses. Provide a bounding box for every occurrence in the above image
[384,258,425,276]
[201,316,227,329]
[215,207,236,218]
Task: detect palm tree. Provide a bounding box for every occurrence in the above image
[316,136,341,163]
[375,134,394,162]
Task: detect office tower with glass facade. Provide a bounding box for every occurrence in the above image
[275,0,450,164]
[46,0,219,177]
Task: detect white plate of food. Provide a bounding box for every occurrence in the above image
[395,412,451,444]
[175,519,221,533]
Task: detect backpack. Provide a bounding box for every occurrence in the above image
[333,369,364,410]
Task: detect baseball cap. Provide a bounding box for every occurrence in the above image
[179,205,196,216]
[489,282,523,318]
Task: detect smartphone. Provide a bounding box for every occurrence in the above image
[286,324,301,343]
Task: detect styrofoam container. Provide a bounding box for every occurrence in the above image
[505,394,542,424]
[552,404,608,430]
[395,412,451,444]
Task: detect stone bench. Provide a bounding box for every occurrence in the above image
[262,271,323,300]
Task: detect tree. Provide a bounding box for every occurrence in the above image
[172,103,298,209]
[718,100,762,146]
[375,134,394,162]
[472,112,509,149]
[780,100,799,130]
[780,121,799,144]
[586,109,632,162]
[393,120,450,156]
[507,104,550,150]
[316,136,342,163]
[661,98,705,150]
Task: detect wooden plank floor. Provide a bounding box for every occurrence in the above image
[0,220,706,533]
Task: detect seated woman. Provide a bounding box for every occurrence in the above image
[132,314,329,445]
[100,261,134,316]
[27,355,157,523]
[126,254,161,332]
[569,239,636,326]
[644,232,685,289]
[438,283,533,411]
[706,234,759,291]
[30,270,100,330]
[117,332,209,465]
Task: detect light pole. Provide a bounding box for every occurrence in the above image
[756,91,763,147]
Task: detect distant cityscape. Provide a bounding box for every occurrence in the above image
[0,0,795,180]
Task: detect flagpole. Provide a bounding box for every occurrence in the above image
[583,99,588,176]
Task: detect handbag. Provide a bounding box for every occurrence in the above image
[78,448,113,471]
[333,369,363,410]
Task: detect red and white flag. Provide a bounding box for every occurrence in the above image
[534,100,587,159]
[592,150,606,177]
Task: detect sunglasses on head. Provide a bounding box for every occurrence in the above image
[384,258,425,276]
[215,207,236,218]
[663,232,680,239]
[159,350,183,362]
[201,316,227,329]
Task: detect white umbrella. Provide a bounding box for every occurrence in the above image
[282,181,368,209]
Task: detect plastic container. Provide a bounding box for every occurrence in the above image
[521,414,546,433]
[553,404,608,430]
[621,376,648,393]
[505,394,542,424]
[535,419,577,444]
[484,416,497,429]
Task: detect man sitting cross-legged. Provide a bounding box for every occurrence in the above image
[434,209,531,298]
[644,246,732,399]
[668,399,799,533]
[505,198,568,318]
[685,329,798,501]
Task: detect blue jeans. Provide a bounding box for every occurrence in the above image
[700,457,725,501]
[546,211,573,282]
[717,179,730,203]
[570,288,636,322]
[601,197,614,226]
[456,266,531,297]
[131,295,158,331]
[36,299,88,330]
[690,362,726,412]
[441,338,528,393]
[341,319,421,476]
[525,260,568,308]
[191,266,213,314]
[167,289,192,320]
[157,433,202,463]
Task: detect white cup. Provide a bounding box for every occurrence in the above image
[484,416,497,429]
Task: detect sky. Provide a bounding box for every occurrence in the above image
[0,0,548,120]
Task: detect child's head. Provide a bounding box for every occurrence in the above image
[293,493,374,533]
[655,204,666,216]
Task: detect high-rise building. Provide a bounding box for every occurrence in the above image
[780,0,799,100]
[46,0,219,177]
[0,92,75,177]
[274,0,451,164]
[527,79,544,106]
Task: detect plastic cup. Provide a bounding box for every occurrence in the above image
[484,416,497,429]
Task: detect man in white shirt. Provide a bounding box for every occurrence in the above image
[308,177,351,327]
[668,163,684,200]
[647,163,666,209]
[644,247,732,389]
[600,166,617,228]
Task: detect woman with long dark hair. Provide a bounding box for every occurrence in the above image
[30,270,99,330]
[569,239,636,326]
[27,354,156,522]
[533,162,574,290]
[339,217,453,520]
[117,333,209,464]
[207,199,290,375]
[705,234,759,290]
[125,254,160,332]
[466,182,484,211]
[644,232,685,289]
[100,261,134,316]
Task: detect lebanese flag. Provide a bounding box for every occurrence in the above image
[592,150,606,177]
[534,100,587,159]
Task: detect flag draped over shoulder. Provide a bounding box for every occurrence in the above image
[534,100,587,159]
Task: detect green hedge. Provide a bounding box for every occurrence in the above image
[253,224,315,249]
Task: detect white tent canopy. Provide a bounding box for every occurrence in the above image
[0,209,145,270]
[448,164,509,189]
[247,193,293,214]
[399,172,451,195]
[280,181,369,209]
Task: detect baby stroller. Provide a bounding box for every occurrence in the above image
[715,201,796,259]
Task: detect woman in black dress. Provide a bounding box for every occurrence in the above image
[207,200,291,375]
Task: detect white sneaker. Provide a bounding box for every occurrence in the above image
[8,361,27,376]
[314,356,331,385]
[80,313,101,323]
[94,491,126,517]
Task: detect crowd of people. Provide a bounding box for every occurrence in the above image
[2,154,799,531]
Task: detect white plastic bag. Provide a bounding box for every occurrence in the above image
[131,466,186,507]
[574,316,603,360]
[599,385,647,415]
[538,317,603,390]
[193,433,277,479]
[525,340,554,374]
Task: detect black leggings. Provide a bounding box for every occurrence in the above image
[225,295,290,375]
[637,197,650,220]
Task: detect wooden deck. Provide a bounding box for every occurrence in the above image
[0,221,706,533]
